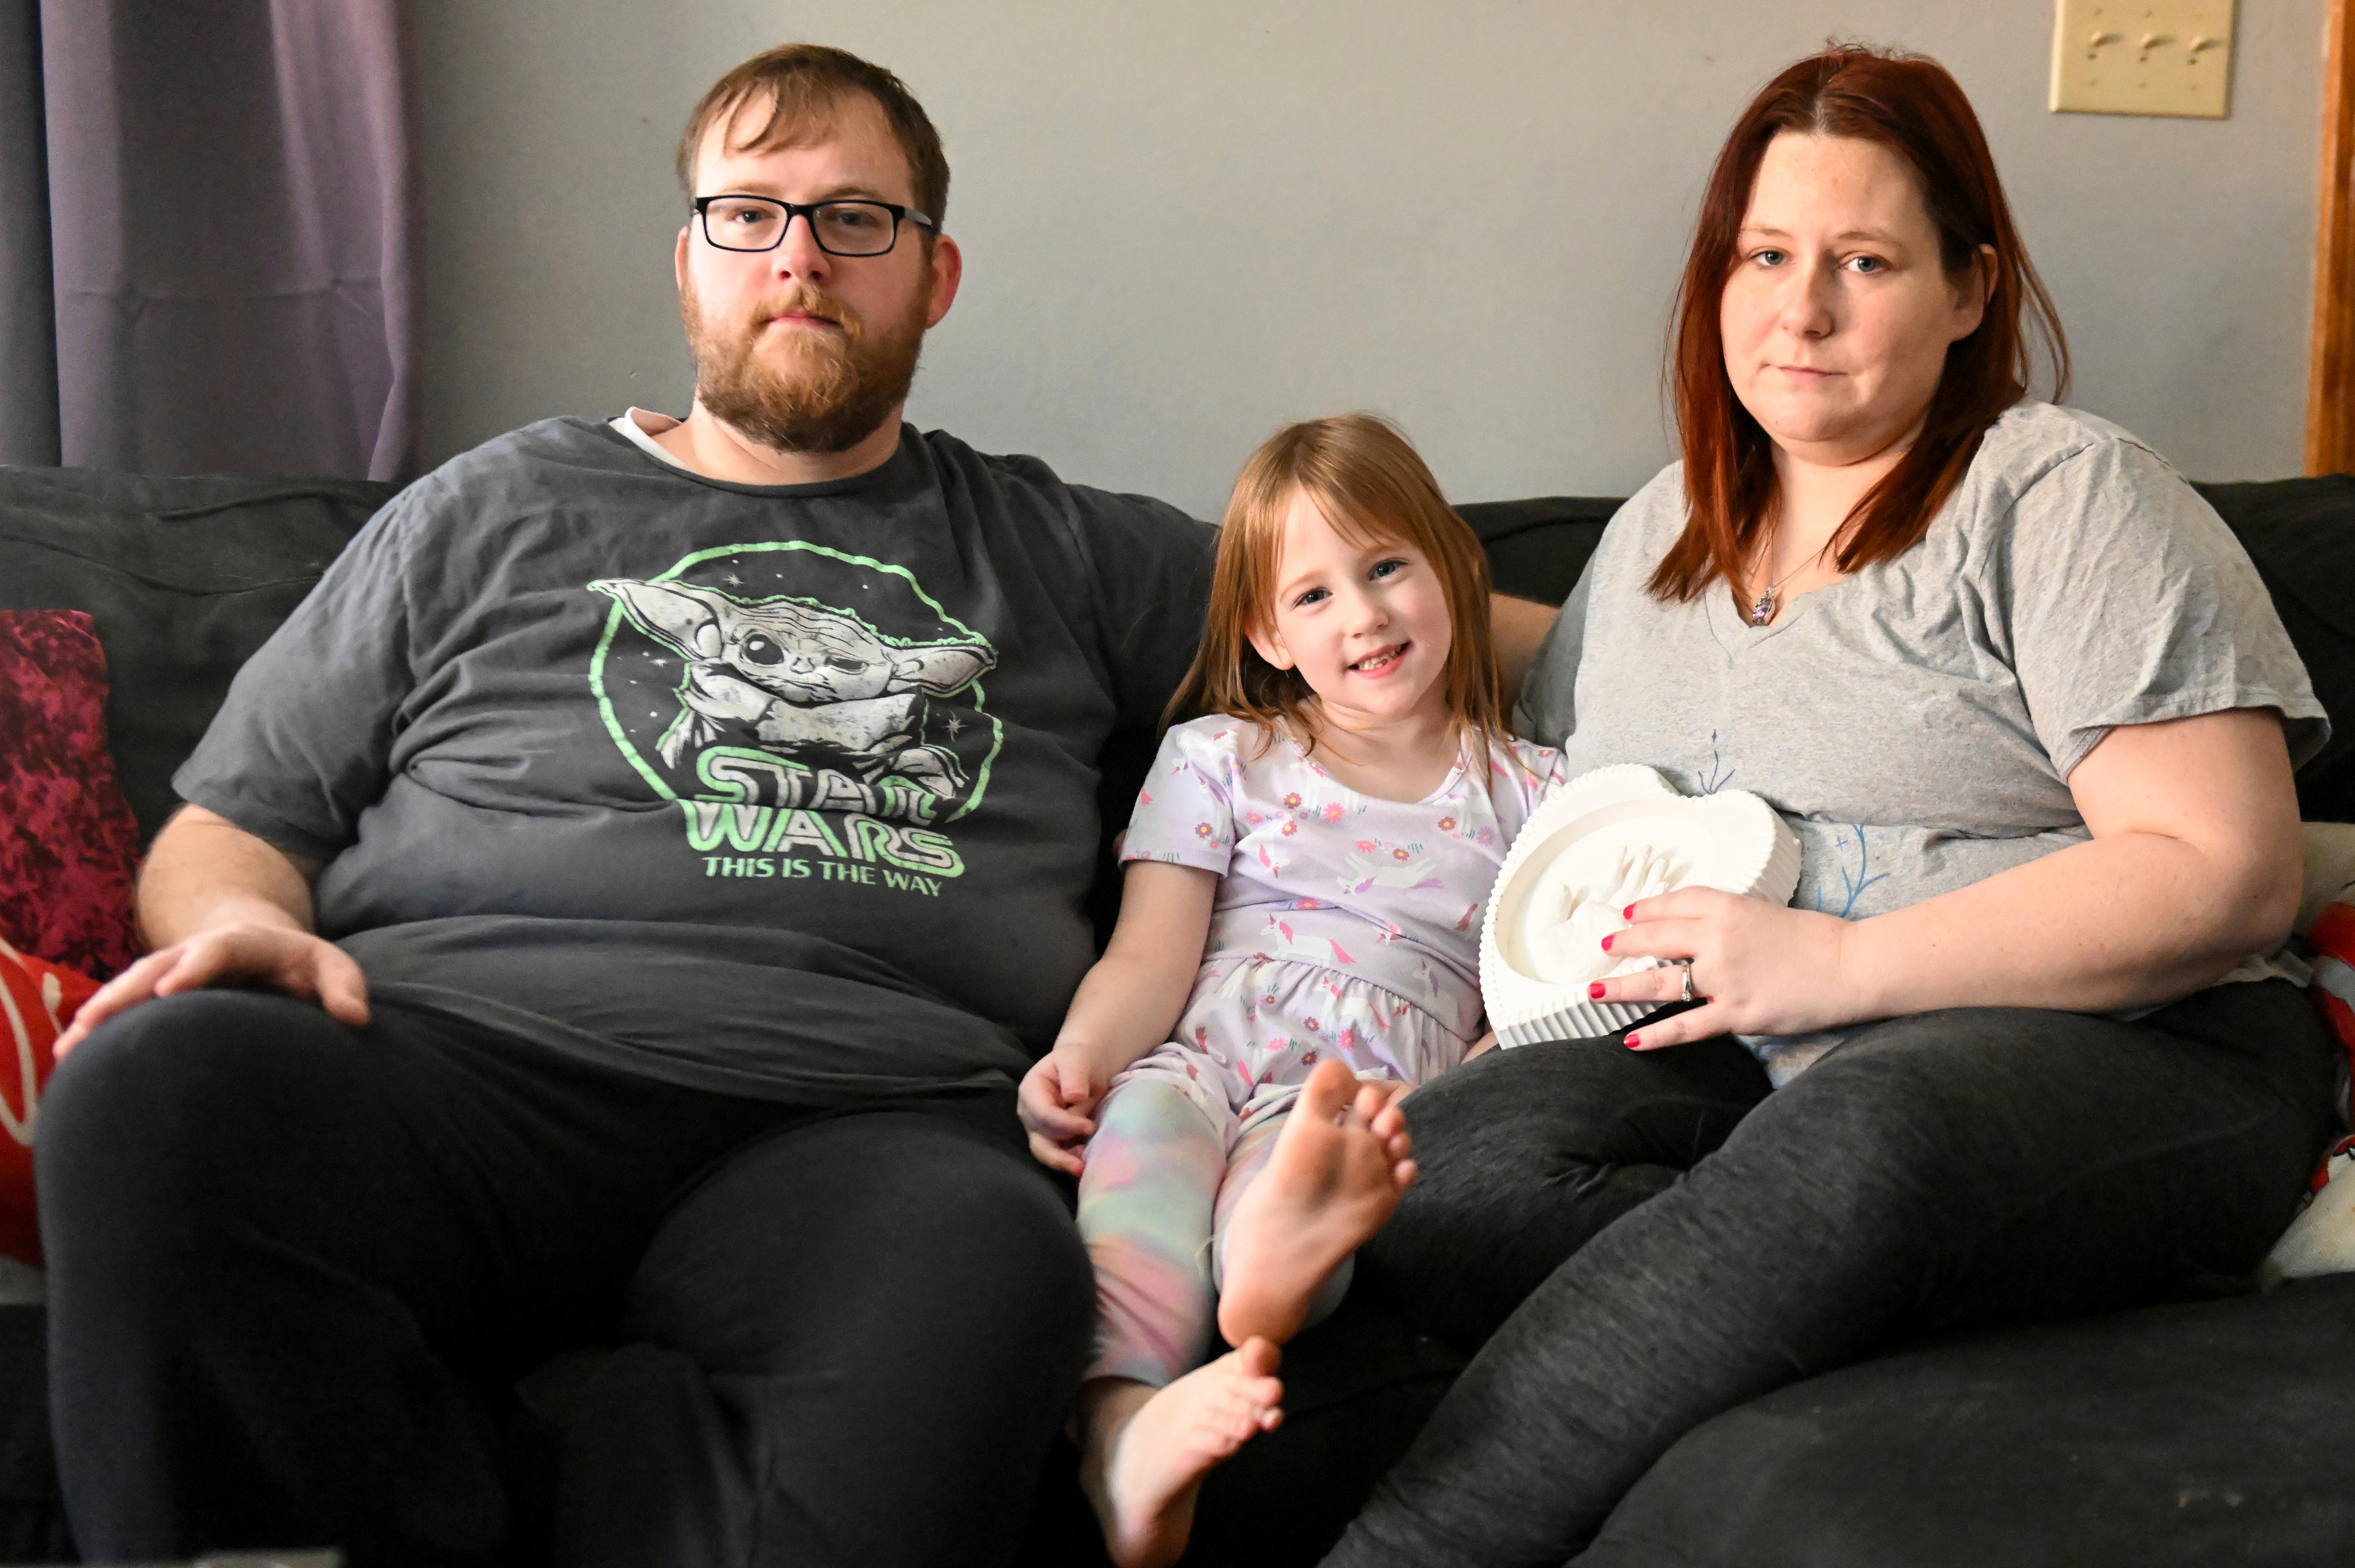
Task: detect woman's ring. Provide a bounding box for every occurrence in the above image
[1677,960,1697,1003]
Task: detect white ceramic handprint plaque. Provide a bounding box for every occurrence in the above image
[1481,765,1802,1047]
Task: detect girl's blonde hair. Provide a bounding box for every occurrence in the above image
[1166,414,1508,774]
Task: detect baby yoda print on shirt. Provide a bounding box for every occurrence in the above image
[173,416,1219,1102]
[589,541,1000,891]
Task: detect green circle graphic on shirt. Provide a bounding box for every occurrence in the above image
[586,540,1003,826]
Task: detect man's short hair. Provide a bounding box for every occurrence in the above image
[675,44,950,230]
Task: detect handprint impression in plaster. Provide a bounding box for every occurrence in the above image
[1528,843,1685,988]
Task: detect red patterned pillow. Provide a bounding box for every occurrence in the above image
[0,939,96,1265]
[0,611,142,978]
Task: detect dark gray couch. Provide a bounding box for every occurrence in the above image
[5,464,2354,1565]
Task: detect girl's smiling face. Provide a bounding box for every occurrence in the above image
[1246,487,1454,729]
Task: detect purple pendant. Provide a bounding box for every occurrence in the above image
[1749,590,1773,627]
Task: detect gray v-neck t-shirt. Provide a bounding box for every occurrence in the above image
[1515,401,2327,1079]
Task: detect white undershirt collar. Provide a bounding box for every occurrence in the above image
[610,407,690,469]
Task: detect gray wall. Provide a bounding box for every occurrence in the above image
[416,0,2327,517]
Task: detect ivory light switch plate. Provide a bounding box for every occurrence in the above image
[2050,0,2234,118]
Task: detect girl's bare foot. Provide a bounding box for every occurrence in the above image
[1079,1342,1285,1568]
[1216,1058,1415,1348]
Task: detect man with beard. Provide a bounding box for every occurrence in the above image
[34,45,1209,1568]
[38,40,1561,1568]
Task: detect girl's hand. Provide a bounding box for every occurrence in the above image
[1018,1050,1107,1175]
[1589,888,1865,1050]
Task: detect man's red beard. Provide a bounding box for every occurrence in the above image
[680,275,928,455]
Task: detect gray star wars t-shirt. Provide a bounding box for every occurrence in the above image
[1516,401,2328,1078]
[176,418,1214,1103]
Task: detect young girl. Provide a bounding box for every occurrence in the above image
[1018,414,1567,1568]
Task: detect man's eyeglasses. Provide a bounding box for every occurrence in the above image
[692,196,937,258]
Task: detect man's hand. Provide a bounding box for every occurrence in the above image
[56,804,361,1058]
[1018,1049,1109,1176]
[56,924,370,1058]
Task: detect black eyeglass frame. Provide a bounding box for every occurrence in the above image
[690,194,939,257]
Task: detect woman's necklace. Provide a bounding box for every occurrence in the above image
[1745,522,1834,627]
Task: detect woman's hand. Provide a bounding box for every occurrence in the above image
[1588,889,1864,1050]
[1018,1049,1109,1175]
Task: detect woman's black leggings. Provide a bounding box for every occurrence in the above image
[36,989,1094,1568]
[1325,979,2341,1567]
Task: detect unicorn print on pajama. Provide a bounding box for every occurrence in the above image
[1079,715,1565,1387]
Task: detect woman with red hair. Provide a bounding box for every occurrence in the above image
[1323,46,2337,1565]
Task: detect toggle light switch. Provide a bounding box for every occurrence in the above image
[2050,0,2235,118]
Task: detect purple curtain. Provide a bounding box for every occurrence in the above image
[0,0,56,467]
[33,0,419,481]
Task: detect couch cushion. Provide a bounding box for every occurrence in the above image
[0,466,396,842]
[0,610,141,978]
[1575,1274,2355,1568]
[1458,497,1617,608]
[0,1305,68,1563]
[2193,482,2353,823]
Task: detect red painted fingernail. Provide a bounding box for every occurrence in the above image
[1587,982,1605,999]
[1623,903,1636,918]
[1600,934,1614,952]
[1624,1033,1641,1049]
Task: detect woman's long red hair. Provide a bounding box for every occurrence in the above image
[1650,46,2070,602]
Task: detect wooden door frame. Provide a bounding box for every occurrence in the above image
[2311,0,2355,473]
